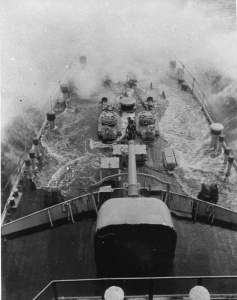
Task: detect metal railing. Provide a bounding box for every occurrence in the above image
[2,177,237,237]
[32,276,237,300]
[174,55,237,173]
[1,192,97,236]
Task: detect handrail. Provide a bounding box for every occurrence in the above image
[35,275,237,282]
[160,189,237,214]
[169,190,236,210]
[94,185,236,218]
[32,276,237,300]
[1,192,96,228]
[2,184,237,237]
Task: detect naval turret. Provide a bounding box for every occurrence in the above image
[94,141,177,277]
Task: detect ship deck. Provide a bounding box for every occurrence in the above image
[2,77,237,300]
[2,209,237,299]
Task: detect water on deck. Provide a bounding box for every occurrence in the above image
[2,76,237,300]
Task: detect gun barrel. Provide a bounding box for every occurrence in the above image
[128,140,139,196]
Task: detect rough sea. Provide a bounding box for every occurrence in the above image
[1,0,237,211]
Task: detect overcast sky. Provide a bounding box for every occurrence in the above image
[1,0,236,130]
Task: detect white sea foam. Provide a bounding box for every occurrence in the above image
[159,81,237,211]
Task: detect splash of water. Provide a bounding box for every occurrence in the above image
[159,79,237,211]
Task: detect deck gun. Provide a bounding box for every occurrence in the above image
[94,140,177,277]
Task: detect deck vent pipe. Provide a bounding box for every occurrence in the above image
[33,137,41,159]
[181,81,189,91]
[223,147,231,165]
[25,158,33,179]
[25,158,31,166]
[217,134,225,153]
[128,140,139,197]
[12,188,19,198]
[177,68,184,84]
[60,84,69,101]
[226,155,234,177]
[8,197,16,207]
[210,123,223,149]
[80,56,87,65]
[29,149,37,170]
[46,111,56,129]
[170,60,176,69]
[17,184,22,192]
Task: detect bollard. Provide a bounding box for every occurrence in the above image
[177,68,184,83]
[181,81,189,91]
[223,147,231,165]
[29,150,37,170]
[150,82,153,90]
[46,111,56,129]
[161,91,166,99]
[169,61,176,69]
[17,184,22,192]
[80,56,87,65]
[217,134,225,154]
[226,155,234,177]
[60,84,69,101]
[210,123,224,149]
[12,188,19,198]
[25,158,33,179]
[8,197,16,207]
[33,137,41,160]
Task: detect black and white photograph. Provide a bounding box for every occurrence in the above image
[1,0,237,299]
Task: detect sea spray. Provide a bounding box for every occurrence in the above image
[47,155,100,199]
[159,77,237,211]
[1,105,44,205]
[1,0,236,210]
[2,0,236,126]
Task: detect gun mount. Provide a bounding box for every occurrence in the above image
[94,141,177,277]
